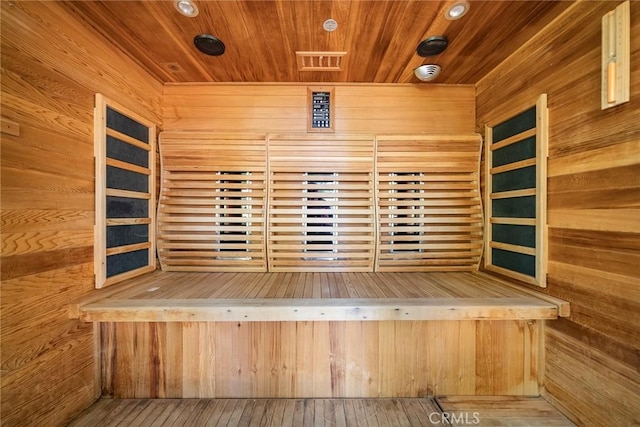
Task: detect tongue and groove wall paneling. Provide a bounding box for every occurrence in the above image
[476,2,640,424]
[162,84,475,135]
[267,134,376,271]
[375,135,483,271]
[0,2,163,424]
[157,133,268,271]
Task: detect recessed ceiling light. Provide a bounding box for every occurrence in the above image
[445,1,469,20]
[175,0,198,17]
[323,18,338,32]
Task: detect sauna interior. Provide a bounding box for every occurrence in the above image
[1,0,638,425]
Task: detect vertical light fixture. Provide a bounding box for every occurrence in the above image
[601,1,630,110]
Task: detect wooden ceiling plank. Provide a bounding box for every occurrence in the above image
[61,0,575,85]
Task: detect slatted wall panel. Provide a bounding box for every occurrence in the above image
[267,134,376,271]
[376,135,483,271]
[157,133,267,271]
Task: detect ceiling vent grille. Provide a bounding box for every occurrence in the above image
[296,51,347,71]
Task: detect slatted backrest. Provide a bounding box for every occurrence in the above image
[157,132,267,271]
[375,134,483,271]
[267,134,376,271]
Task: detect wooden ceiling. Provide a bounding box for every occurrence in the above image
[67,0,573,85]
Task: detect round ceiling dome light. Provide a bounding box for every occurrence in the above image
[416,36,448,57]
[194,34,225,56]
[414,64,441,82]
[445,1,469,20]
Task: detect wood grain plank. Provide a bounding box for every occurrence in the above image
[163,84,474,134]
[2,28,162,427]
[477,1,640,424]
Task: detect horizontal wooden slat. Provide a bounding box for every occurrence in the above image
[103,265,156,287]
[105,242,152,256]
[490,128,537,151]
[379,199,479,207]
[159,225,264,233]
[490,217,537,226]
[106,127,150,151]
[379,207,481,215]
[162,207,264,215]
[379,243,483,250]
[105,188,150,199]
[491,158,537,174]
[490,241,537,256]
[159,243,264,250]
[490,188,536,199]
[106,218,152,226]
[106,158,150,175]
[380,225,482,232]
[378,174,475,182]
[78,297,557,322]
[166,181,264,189]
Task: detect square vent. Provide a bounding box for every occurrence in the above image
[296,51,347,71]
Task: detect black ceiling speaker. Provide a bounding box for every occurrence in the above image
[416,36,448,57]
[194,34,226,56]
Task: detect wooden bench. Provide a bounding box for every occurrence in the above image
[70,271,568,399]
[71,270,568,322]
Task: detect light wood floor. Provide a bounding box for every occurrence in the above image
[68,397,575,426]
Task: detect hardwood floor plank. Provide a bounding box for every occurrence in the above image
[290,399,306,426]
[140,400,183,427]
[247,398,267,425]
[69,397,575,426]
[166,399,200,426]
[68,399,117,427]
[126,400,164,426]
[156,399,189,427]
[332,399,348,427]
[302,399,315,427]
[437,396,575,426]
[192,399,226,426]
[264,398,287,426]
[314,399,327,426]
[213,399,239,427]
[401,399,440,426]
[109,400,146,427]
[364,398,386,426]
[380,398,413,427]
[342,399,358,426]
[232,399,253,425]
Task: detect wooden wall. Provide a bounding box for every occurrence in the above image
[163,83,475,134]
[101,320,541,399]
[476,1,640,425]
[0,2,163,425]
